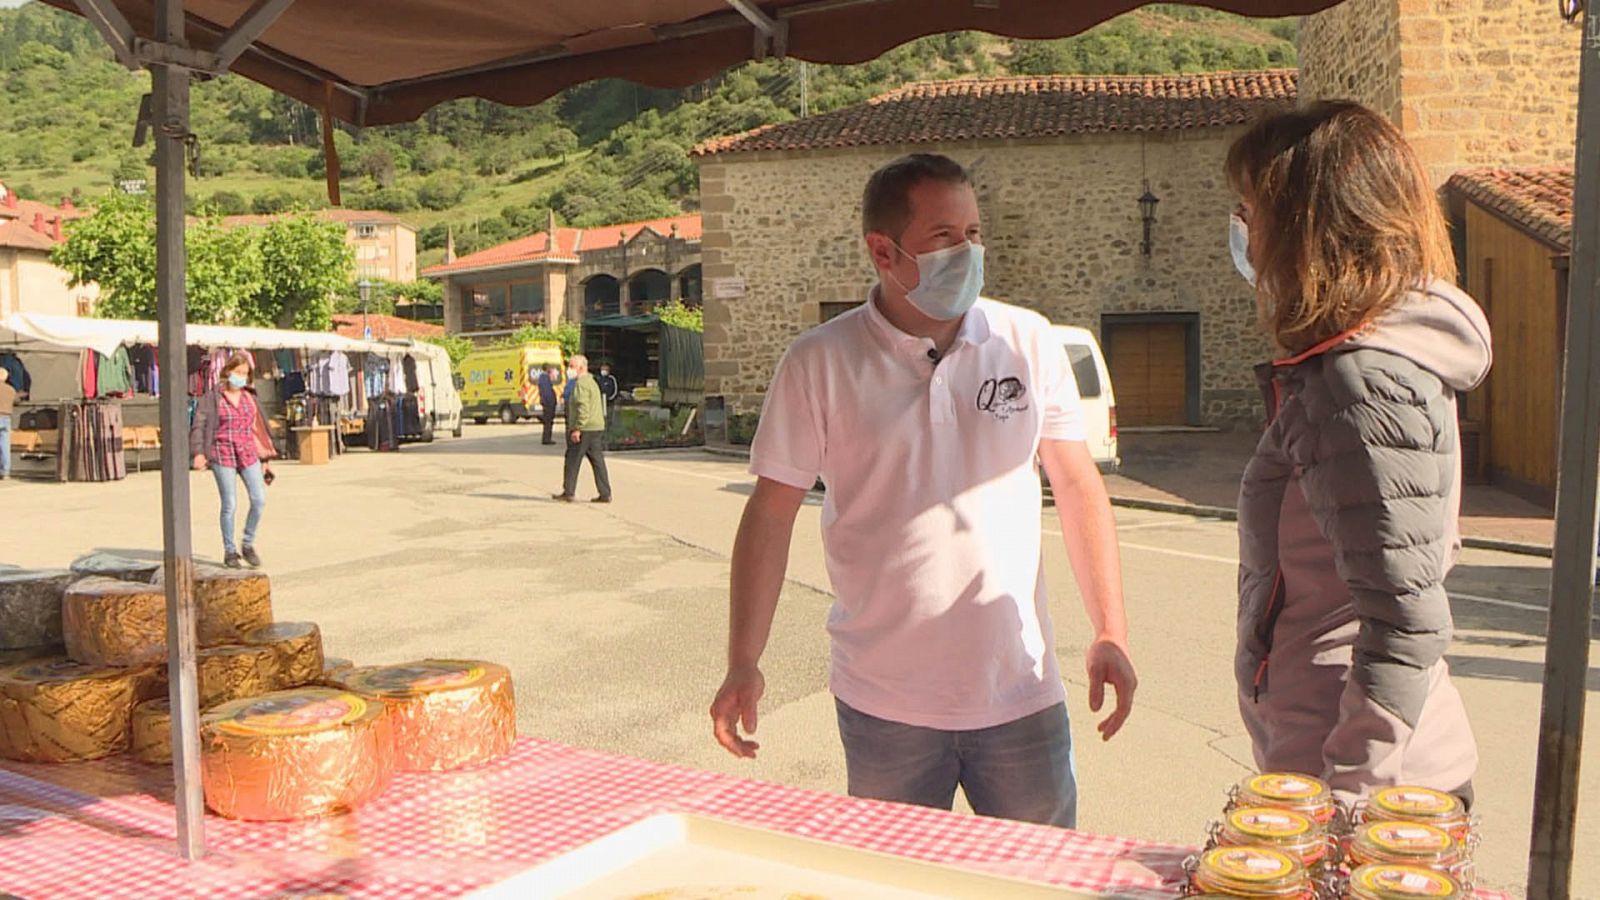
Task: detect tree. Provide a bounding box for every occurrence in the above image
[417,172,468,210]
[53,192,156,320]
[252,189,297,214]
[498,322,581,357]
[206,190,250,216]
[253,214,353,329]
[654,299,704,333]
[354,145,398,187]
[424,334,474,368]
[187,219,265,324]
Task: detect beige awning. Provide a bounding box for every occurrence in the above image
[42,0,1338,126]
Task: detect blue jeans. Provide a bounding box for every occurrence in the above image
[835,699,1078,828]
[0,414,10,477]
[211,462,266,554]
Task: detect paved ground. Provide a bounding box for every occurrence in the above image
[2,425,1596,896]
[1107,431,1558,548]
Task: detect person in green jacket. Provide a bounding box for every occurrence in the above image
[553,354,612,503]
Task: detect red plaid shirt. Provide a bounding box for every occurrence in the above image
[212,391,260,470]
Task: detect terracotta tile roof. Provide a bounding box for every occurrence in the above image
[694,70,1297,157]
[423,213,702,277]
[0,194,88,225]
[1447,167,1575,252]
[331,313,445,340]
[0,218,58,252]
[219,209,416,230]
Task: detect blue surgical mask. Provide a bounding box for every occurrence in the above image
[891,240,985,321]
[1229,214,1257,287]
[227,374,249,389]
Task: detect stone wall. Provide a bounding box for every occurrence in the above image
[699,129,1274,424]
[1299,0,1581,185]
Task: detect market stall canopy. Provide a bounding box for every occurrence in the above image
[0,312,447,362]
[42,0,1341,126]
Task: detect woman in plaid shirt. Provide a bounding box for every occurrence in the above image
[190,353,277,568]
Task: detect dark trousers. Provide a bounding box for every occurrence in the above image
[563,430,612,499]
[540,407,556,444]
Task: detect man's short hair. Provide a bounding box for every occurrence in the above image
[862,153,971,239]
[569,354,588,368]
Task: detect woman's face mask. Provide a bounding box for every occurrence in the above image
[888,240,985,321]
[226,373,249,389]
[1229,213,1257,288]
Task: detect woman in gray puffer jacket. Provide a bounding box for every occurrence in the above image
[1225,102,1490,807]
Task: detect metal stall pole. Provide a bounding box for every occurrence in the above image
[1528,4,1600,897]
[152,0,206,860]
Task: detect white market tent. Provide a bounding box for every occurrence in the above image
[0,311,449,362]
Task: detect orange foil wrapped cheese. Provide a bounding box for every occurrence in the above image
[243,622,325,689]
[200,688,394,821]
[0,658,164,762]
[131,697,172,764]
[198,644,280,708]
[62,577,168,665]
[338,660,515,772]
[151,565,273,646]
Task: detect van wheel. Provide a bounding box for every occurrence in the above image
[472,416,487,425]
[499,405,518,425]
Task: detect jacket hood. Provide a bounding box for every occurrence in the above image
[1343,279,1493,392]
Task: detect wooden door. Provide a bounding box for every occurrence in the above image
[1106,322,1189,427]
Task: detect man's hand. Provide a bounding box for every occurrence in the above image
[1086,638,1137,741]
[191,454,206,471]
[710,665,765,759]
[570,429,581,444]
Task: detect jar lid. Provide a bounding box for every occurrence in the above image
[1370,787,1463,821]
[1241,773,1332,806]
[1194,846,1307,895]
[1225,806,1317,843]
[1350,821,1459,865]
[1348,864,1464,899]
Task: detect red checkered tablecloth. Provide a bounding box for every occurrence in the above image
[0,738,1504,899]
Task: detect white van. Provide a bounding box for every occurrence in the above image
[1051,325,1118,472]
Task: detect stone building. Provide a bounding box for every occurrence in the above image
[694,71,1297,426]
[1297,0,1581,186]
[0,186,97,318]
[424,212,703,342]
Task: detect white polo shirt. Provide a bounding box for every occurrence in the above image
[750,294,1086,731]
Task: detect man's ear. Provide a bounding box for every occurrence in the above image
[864,232,897,273]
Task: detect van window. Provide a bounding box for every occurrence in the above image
[1063,344,1101,398]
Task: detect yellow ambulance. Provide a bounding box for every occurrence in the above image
[456,342,565,425]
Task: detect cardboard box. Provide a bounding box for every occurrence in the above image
[292,426,332,466]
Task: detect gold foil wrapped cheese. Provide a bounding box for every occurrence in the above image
[0,569,73,649]
[200,688,394,820]
[131,697,172,764]
[198,644,280,708]
[0,658,164,762]
[151,565,273,646]
[63,577,168,666]
[244,623,325,689]
[338,660,515,772]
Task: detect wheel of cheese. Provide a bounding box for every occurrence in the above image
[0,658,165,763]
[200,688,394,820]
[0,646,64,667]
[63,577,168,666]
[151,565,273,646]
[339,660,515,772]
[0,570,73,650]
[243,623,324,689]
[131,697,172,764]
[69,553,161,583]
[198,644,280,709]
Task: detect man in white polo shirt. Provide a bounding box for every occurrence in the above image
[710,153,1137,828]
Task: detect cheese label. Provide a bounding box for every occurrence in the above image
[1203,847,1295,882]
[1373,786,1460,818]
[1249,772,1327,801]
[1355,864,1458,896]
[1231,807,1313,839]
[349,660,485,695]
[213,690,370,737]
[1366,821,1453,853]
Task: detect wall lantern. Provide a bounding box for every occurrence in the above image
[1138,184,1160,257]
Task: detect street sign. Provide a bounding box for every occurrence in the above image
[712,277,747,299]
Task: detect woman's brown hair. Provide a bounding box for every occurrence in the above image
[222,352,254,380]
[1225,101,1457,355]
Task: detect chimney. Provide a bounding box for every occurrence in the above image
[4,192,14,209]
[52,217,63,242]
[32,213,44,233]
[671,222,680,240]
[59,197,73,212]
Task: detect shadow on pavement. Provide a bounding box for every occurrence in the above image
[1445,653,1600,691]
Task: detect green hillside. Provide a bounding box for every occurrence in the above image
[0,2,1295,268]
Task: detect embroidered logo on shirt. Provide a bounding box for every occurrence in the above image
[976,376,1029,420]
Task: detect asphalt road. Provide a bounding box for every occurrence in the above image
[3,425,1595,896]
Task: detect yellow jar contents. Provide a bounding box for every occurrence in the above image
[1347,864,1465,900]
[1361,787,1473,844]
[1347,821,1472,884]
[1215,807,1332,873]
[1230,772,1338,826]
[1190,846,1314,898]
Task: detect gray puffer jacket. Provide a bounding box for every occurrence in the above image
[1236,280,1490,805]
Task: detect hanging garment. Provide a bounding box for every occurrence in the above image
[308,352,352,396]
[127,345,159,395]
[0,352,31,396]
[81,351,98,399]
[97,346,134,397]
[403,355,420,393]
[365,358,390,398]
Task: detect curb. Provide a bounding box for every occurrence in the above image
[692,448,1553,558]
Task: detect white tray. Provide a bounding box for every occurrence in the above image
[467,813,1099,899]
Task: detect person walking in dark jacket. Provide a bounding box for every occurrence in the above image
[1226,102,1488,806]
[190,353,277,568]
[597,362,620,436]
[553,354,611,503]
[537,365,559,445]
